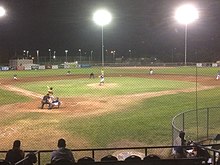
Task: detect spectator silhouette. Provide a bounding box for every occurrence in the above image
[23,152,37,165]
[51,138,75,165]
[5,140,25,165]
[174,131,187,158]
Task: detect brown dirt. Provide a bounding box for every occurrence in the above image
[0,73,219,150]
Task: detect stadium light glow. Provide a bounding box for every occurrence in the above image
[175,4,199,25]
[0,6,6,17]
[175,4,199,65]
[93,9,112,67]
[93,9,112,26]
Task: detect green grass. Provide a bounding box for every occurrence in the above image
[0,88,30,105]
[60,87,220,147]
[0,66,219,79]
[16,77,196,97]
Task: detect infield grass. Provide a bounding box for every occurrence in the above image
[16,77,196,97]
[0,88,30,105]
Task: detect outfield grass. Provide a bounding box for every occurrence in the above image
[0,66,219,79]
[60,87,220,147]
[16,77,196,97]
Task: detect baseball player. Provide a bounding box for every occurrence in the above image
[90,72,95,79]
[47,86,54,96]
[149,68,154,75]
[216,71,220,80]
[99,74,104,86]
[13,74,17,80]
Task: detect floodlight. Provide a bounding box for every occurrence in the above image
[93,9,112,26]
[0,6,6,17]
[175,4,199,65]
[175,4,199,25]
[93,9,112,67]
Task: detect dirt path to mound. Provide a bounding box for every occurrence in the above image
[1,85,42,98]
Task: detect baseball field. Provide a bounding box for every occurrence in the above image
[0,66,219,151]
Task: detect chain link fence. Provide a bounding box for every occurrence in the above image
[172,107,220,146]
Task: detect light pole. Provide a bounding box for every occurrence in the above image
[90,50,93,62]
[23,50,26,59]
[27,50,29,58]
[79,49,81,63]
[53,51,56,60]
[36,50,39,64]
[175,4,199,66]
[129,50,132,58]
[48,49,51,63]
[65,50,68,62]
[171,48,176,63]
[93,9,112,67]
[111,50,116,63]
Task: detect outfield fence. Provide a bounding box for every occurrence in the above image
[172,107,220,146]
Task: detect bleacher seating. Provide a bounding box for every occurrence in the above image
[143,154,161,160]
[46,159,74,165]
[77,157,95,164]
[73,157,207,165]
[124,155,142,162]
[101,155,118,162]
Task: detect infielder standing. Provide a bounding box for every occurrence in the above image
[216,70,220,80]
[99,74,104,86]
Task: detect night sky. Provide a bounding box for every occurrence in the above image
[0,0,220,64]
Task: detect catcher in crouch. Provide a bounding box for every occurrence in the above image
[41,93,53,109]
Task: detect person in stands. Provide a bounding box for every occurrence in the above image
[5,140,25,165]
[51,138,75,164]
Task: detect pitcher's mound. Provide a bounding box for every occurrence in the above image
[87,83,118,88]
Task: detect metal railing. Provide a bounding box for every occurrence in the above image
[1,145,219,165]
[0,146,179,165]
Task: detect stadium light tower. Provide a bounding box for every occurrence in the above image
[79,49,81,63]
[0,6,6,17]
[93,9,112,67]
[48,49,51,63]
[65,49,68,62]
[36,50,39,64]
[175,4,199,66]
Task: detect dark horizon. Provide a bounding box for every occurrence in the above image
[0,0,220,64]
